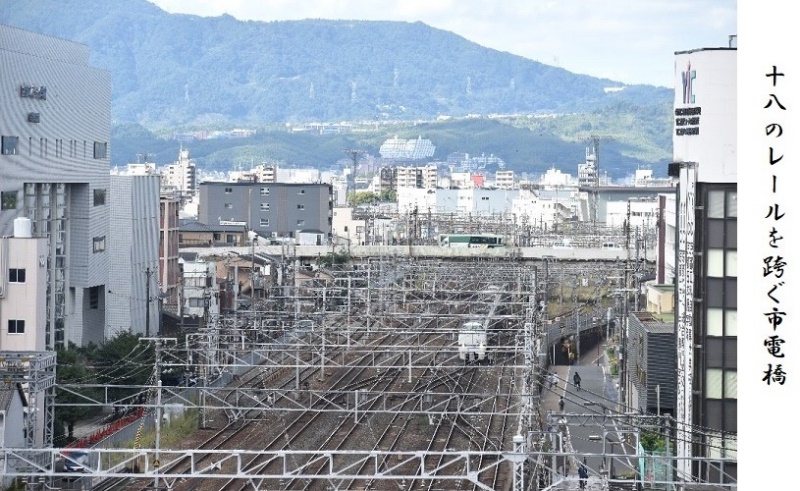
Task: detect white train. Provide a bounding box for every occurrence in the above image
[458,321,489,362]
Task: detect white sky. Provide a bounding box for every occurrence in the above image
[147,0,736,88]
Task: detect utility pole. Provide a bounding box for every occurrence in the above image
[145,267,153,337]
[140,337,176,490]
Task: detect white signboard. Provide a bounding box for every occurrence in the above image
[675,163,696,481]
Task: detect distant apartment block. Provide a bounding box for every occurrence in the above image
[1,24,111,347]
[161,147,197,198]
[495,170,515,189]
[198,182,333,240]
[396,165,438,189]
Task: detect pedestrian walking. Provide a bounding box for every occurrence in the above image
[558,396,565,412]
[578,458,589,490]
[573,371,582,391]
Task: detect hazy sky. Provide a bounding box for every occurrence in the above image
[147,0,736,88]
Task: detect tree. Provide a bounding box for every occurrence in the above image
[55,348,98,443]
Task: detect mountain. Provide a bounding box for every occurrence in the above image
[0,0,674,176]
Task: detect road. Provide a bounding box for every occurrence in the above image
[560,349,639,489]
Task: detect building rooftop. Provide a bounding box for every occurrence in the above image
[179,220,247,234]
[632,311,674,333]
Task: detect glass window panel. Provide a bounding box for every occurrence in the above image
[707,432,723,459]
[706,338,723,367]
[707,308,723,336]
[725,310,737,337]
[725,251,737,277]
[707,190,725,218]
[724,371,737,399]
[706,220,724,248]
[725,220,737,249]
[726,191,737,218]
[706,278,724,307]
[724,279,737,309]
[706,368,723,399]
[707,249,724,277]
[724,338,737,367]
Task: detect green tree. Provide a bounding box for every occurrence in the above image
[55,348,98,443]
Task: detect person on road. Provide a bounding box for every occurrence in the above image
[573,371,582,391]
[578,458,589,489]
[558,396,565,412]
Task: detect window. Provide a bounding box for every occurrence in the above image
[260,187,270,196]
[89,286,99,309]
[93,141,107,159]
[92,236,106,253]
[226,234,235,243]
[9,268,26,283]
[93,188,106,206]
[260,203,270,211]
[1,191,17,210]
[298,189,305,195]
[1,136,19,155]
[213,233,221,241]
[706,368,737,400]
[297,219,305,227]
[706,249,724,277]
[188,298,204,308]
[224,187,233,194]
[224,203,233,209]
[8,320,25,334]
[260,218,270,227]
[297,204,305,210]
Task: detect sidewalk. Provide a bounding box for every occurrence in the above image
[539,342,615,490]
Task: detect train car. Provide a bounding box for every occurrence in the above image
[439,234,505,249]
[458,321,489,363]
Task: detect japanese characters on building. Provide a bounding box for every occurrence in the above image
[763,65,788,386]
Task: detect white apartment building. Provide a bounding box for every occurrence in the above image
[495,170,515,189]
[1,25,111,348]
[510,189,572,231]
[180,256,219,320]
[0,218,47,351]
[107,175,160,337]
[605,197,659,229]
[396,165,438,189]
[161,147,197,198]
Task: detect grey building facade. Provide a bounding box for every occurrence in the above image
[626,311,676,416]
[1,25,111,348]
[199,182,333,241]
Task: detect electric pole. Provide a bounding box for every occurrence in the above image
[145,267,153,337]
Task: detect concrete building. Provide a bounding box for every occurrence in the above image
[1,218,47,351]
[671,45,737,484]
[198,182,333,241]
[395,165,438,190]
[379,135,435,160]
[179,254,219,321]
[160,191,182,315]
[605,197,659,229]
[1,24,111,348]
[626,311,676,416]
[161,147,197,198]
[494,170,515,189]
[107,175,160,338]
[178,220,249,248]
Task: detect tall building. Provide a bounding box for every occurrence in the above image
[1,25,111,348]
[107,175,160,338]
[161,147,198,198]
[198,182,333,240]
[671,45,737,484]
